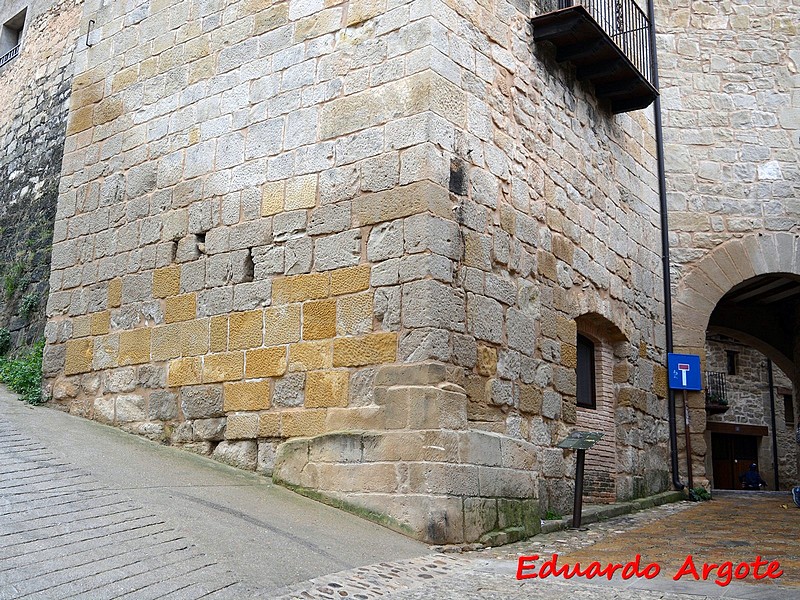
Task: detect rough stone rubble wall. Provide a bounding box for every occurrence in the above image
[706,339,797,489]
[0,0,82,347]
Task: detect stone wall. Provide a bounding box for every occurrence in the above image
[0,0,82,347]
[659,0,798,279]
[706,337,797,489]
[658,0,799,486]
[43,0,671,542]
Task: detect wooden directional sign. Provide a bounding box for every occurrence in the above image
[557,431,603,450]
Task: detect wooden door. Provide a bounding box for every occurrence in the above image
[711,433,759,489]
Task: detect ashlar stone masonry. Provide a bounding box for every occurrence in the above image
[43,0,671,544]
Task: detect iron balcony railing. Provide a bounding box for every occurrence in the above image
[705,371,728,406]
[534,0,653,87]
[0,44,20,68]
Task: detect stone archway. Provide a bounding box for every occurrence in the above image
[671,232,800,489]
[672,232,799,356]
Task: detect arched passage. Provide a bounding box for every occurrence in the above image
[672,233,800,490]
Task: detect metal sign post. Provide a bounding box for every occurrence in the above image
[557,431,603,528]
[668,353,703,490]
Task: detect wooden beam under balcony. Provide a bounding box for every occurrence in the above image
[531,6,658,114]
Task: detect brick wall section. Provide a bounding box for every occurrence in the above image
[575,333,616,503]
[0,0,82,347]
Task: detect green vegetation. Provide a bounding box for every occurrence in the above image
[0,339,45,405]
[19,292,39,321]
[689,486,712,502]
[3,261,26,299]
[543,509,563,520]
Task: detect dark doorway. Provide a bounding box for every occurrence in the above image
[711,433,759,490]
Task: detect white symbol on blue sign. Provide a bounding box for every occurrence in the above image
[668,353,702,391]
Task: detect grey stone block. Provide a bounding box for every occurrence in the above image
[273,373,305,407]
[149,389,178,421]
[181,385,224,419]
[314,229,361,270]
[466,293,503,343]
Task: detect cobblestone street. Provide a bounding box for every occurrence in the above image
[2,390,798,599]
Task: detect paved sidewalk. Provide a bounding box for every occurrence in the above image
[2,387,798,599]
[0,389,426,599]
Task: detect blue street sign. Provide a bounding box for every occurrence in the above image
[668,353,702,390]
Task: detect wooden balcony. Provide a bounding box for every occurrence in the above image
[531,3,658,114]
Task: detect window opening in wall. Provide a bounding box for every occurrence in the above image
[0,9,26,68]
[576,334,596,409]
[242,249,254,283]
[784,394,795,428]
[725,350,738,376]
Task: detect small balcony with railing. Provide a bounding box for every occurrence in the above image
[705,371,730,415]
[531,0,657,113]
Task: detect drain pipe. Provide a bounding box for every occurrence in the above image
[647,0,684,491]
[767,359,780,490]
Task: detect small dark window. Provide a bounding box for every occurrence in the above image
[576,334,596,409]
[784,394,795,428]
[725,350,737,375]
[1,9,26,65]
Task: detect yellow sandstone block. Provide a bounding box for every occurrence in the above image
[69,81,103,110]
[168,357,202,387]
[224,380,271,411]
[229,310,263,350]
[93,98,123,126]
[346,0,385,26]
[112,66,138,93]
[181,319,210,356]
[165,293,197,323]
[264,305,301,345]
[253,2,289,34]
[261,181,284,217]
[225,413,259,440]
[153,265,181,298]
[258,412,281,437]
[108,278,122,308]
[119,329,151,365]
[151,323,181,361]
[336,293,373,336]
[90,311,111,336]
[72,315,91,338]
[245,346,287,378]
[561,343,577,369]
[272,273,329,304]
[288,341,333,372]
[306,370,349,408]
[203,352,244,383]
[66,105,94,135]
[282,410,326,437]
[188,56,215,85]
[330,265,370,296]
[64,338,94,375]
[285,174,317,210]
[211,316,228,352]
[333,333,397,367]
[303,299,336,340]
